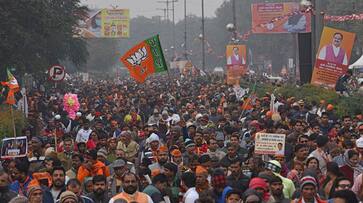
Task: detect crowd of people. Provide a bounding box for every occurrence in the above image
[1,72,363,203]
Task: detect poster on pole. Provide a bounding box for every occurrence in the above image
[254,133,285,155]
[251,2,311,33]
[311,27,355,89]
[226,45,247,85]
[1,136,28,158]
[79,9,129,38]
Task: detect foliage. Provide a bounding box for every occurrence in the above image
[0,0,89,75]
[251,83,363,117]
[0,106,27,140]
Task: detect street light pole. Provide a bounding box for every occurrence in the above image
[184,0,188,59]
[172,0,176,51]
[232,0,237,40]
[201,0,205,71]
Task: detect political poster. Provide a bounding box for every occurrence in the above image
[1,136,28,158]
[254,133,285,155]
[251,2,311,33]
[226,45,247,85]
[311,27,355,89]
[101,9,130,38]
[79,9,129,38]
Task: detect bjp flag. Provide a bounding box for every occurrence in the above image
[120,35,168,83]
[1,69,20,105]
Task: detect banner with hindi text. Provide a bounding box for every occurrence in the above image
[251,2,311,33]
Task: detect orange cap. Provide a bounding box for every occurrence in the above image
[195,166,208,175]
[158,145,168,153]
[327,104,334,111]
[151,169,161,177]
[171,149,182,157]
[266,111,273,118]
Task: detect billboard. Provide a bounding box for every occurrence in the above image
[226,45,247,85]
[311,27,355,88]
[79,9,129,38]
[251,2,311,33]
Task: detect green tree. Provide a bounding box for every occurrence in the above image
[0,0,88,76]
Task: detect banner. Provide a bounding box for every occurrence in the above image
[251,3,311,33]
[1,136,28,158]
[311,27,355,88]
[226,45,247,85]
[79,9,129,38]
[254,133,285,155]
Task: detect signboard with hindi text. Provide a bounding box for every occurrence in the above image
[254,133,285,155]
[311,27,355,89]
[79,9,129,38]
[251,2,311,33]
[1,136,28,158]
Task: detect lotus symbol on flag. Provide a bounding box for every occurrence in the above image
[126,47,147,66]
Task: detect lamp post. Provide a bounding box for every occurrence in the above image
[201,0,205,70]
[184,0,188,59]
[232,0,237,40]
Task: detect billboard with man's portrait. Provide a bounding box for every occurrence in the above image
[226,45,247,85]
[251,2,311,33]
[1,136,28,158]
[311,27,355,88]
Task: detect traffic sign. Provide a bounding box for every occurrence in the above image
[48,65,65,82]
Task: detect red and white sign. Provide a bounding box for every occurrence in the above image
[48,65,65,82]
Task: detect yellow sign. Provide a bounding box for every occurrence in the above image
[101,9,130,38]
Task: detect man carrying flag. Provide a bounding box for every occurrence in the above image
[1,69,20,105]
[120,35,168,83]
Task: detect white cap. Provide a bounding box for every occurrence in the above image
[76,112,82,117]
[356,137,363,148]
[54,115,61,120]
[195,113,203,120]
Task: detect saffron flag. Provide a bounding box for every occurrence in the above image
[120,35,168,83]
[1,69,20,105]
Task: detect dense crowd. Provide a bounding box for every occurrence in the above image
[1,73,363,203]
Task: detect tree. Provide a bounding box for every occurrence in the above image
[0,0,88,77]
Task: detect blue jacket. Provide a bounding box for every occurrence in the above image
[9,176,32,196]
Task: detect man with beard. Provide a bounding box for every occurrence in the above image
[109,172,153,203]
[50,166,66,202]
[143,174,169,203]
[226,159,250,193]
[87,175,110,203]
[77,150,110,183]
[268,175,290,203]
[148,145,168,173]
[0,171,17,202]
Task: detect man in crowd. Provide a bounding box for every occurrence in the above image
[87,175,110,203]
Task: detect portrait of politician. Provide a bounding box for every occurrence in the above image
[283,9,307,33]
[318,32,348,65]
[227,46,246,65]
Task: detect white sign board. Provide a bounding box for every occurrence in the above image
[255,133,285,155]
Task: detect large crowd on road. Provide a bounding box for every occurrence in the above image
[1,72,363,203]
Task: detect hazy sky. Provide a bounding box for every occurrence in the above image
[81,0,226,22]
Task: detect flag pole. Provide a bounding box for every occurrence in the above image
[10,104,16,137]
